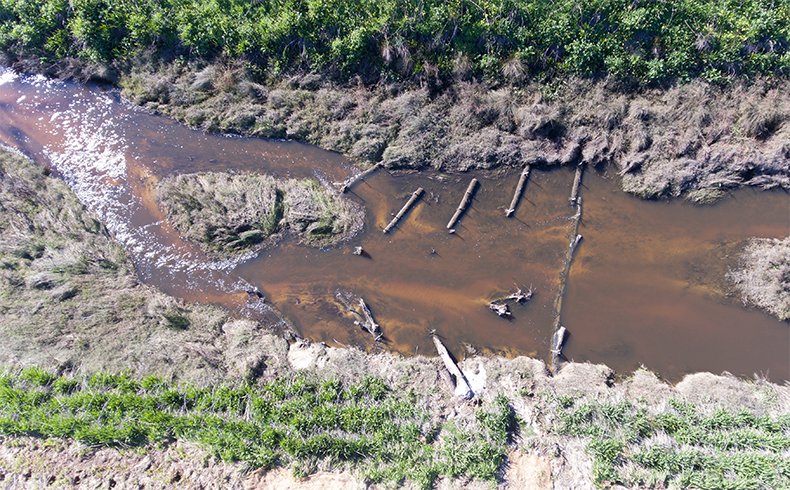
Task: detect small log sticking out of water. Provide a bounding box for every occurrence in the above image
[505,164,531,217]
[354,298,382,340]
[432,334,474,399]
[489,302,511,317]
[551,326,567,357]
[383,187,423,233]
[447,178,478,230]
[338,163,383,193]
[489,285,533,317]
[504,285,534,303]
[569,163,584,206]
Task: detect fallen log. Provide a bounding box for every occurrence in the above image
[447,178,479,230]
[337,163,382,193]
[432,334,474,399]
[569,163,584,206]
[551,326,567,357]
[505,164,531,217]
[383,187,423,233]
[551,198,583,374]
[354,298,382,340]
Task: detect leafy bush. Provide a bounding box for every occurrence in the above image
[1,0,788,83]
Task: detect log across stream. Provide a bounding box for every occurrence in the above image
[0,68,788,382]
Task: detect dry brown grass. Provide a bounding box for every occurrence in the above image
[157,172,364,258]
[728,236,790,321]
[120,59,789,203]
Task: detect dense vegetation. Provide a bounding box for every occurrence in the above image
[549,393,790,489]
[0,368,517,488]
[1,0,789,84]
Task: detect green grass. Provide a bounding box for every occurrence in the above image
[549,395,790,489]
[0,368,517,488]
[1,0,788,84]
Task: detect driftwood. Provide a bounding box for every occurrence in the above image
[446,178,478,230]
[569,164,584,206]
[505,164,531,217]
[551,198,583,374]
[489,302,510,317]
[432,334,474,399]
[551,326,567,357]
[354,298,382,339]
[338,163,383,193]
[488,285,533,317]
[383,187,423,233]
[335,293,382,340]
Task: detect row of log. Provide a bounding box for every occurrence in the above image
[338,162,584,380]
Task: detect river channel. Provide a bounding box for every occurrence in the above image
[1,68,787,382]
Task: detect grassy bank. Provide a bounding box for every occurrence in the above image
[157,172,364,259]
[0,148,296,382]
[1,361,789,489]
[120,61,789,203]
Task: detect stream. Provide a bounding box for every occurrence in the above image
[1,67,788,382]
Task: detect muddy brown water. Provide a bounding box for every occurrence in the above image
[1,68,788,382]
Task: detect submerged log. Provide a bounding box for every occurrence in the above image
[354,298,382,340]
[551,198,583,374]
[338,163,382,193]
[383,187,423,233]
[446,178,478,230]
[505,164,531,217]
[569,163,584,206]
[432,334,474,399]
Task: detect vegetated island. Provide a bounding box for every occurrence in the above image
[1,0,790,487]
[157,172,364,258]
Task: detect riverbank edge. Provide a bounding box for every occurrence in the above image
[1,142,789,489]
[7,55,787,204]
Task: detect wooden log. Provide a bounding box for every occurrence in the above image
[383,187,423,233]
[354,298,382,339]
[446,178,478,230]
[550,198,583,374]
[432,335,474,399]
[569,164,584,206]
[551,326,567,356]
[338,163,382,193]
[505,164,531,217]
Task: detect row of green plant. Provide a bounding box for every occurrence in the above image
[550,394,790,489]
[1,0,789,84]
[0,367,516,488]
